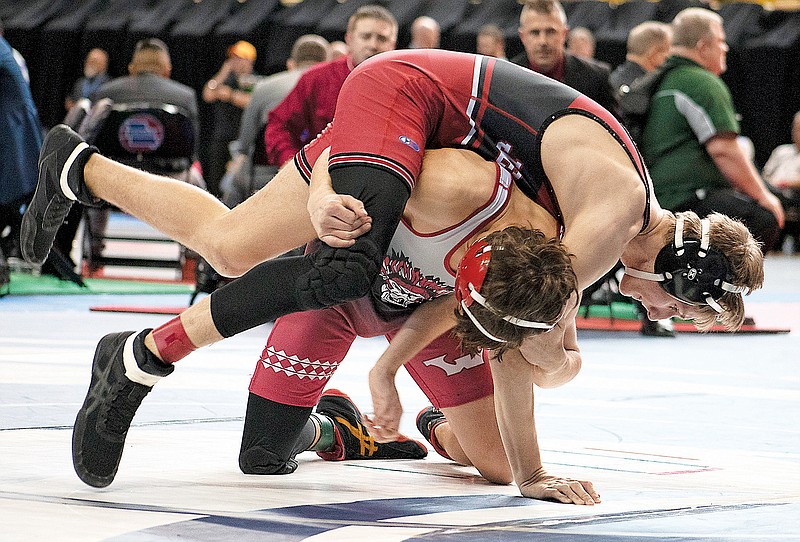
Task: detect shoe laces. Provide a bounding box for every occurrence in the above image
[102,381,149,435]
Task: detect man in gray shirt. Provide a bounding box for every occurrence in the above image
[90,39,198,135]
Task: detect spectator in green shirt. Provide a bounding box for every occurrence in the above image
[642,8,784,251]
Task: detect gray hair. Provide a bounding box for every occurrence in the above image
[671,8,723,49]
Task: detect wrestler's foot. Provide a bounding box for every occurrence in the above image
[315,389,427,461]
[416,406,452,460]
[73,330,173,487]
[21,124,99,265]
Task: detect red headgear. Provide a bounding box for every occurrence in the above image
[455,238,493,308]
[454,238,555,344]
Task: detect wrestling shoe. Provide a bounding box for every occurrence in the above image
[21,124,99,265]
[72,330,173,487]
[315,389,427,461]
[416,406,452,460]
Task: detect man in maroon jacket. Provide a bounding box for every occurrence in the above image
[265,5,397,167]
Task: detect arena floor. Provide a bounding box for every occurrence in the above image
[1,255,798,542]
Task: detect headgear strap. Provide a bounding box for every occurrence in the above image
[624,218,747,313]
[455,238,555,344]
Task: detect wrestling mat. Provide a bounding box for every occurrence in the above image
[87,301,791,334]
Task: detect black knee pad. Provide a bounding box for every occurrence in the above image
[239,446,298,475]
[238,393,312,475]
[295,239,382,309]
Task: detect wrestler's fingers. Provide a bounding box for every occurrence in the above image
[322,213,371,237]
[551,483,590,506]
[323,205,362,226]
[567,480,598,505]
[319,223,369,241]
[319,234,356,248]
[338,194,370,219]
[362,414,399,443]
[347,222,371,238]
[579,480,601,503]
[542,488,575,505]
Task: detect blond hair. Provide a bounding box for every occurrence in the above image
[627,21,672,56]
[664,211,764,331]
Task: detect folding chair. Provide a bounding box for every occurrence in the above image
[82,102,195,275]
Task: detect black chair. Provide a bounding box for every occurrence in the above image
[83,102,195,274]
[91,101,194,175]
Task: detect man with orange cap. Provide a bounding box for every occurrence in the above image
[202,40,259,196]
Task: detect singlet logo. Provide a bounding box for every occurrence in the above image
[495,141,523,181]
[423,351,484,376]
[380,251,451,307]
[399,135,420,152]
[118,113,164,153]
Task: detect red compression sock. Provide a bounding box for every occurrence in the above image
[151,316,197,363]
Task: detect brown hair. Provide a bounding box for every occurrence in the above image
[454,226,577,358]
[347,5,398,35]
[130,38,171,76]
[627,21,672,56]
[478,24,505,44]
[291,34,331,65]
[665,211,764,331]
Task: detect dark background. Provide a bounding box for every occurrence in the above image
[3,0,799,168]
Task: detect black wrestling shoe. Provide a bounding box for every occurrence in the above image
[21,125,99,265]
[73,330,173,488]
[416,406,452,460]
[315,389,427,461]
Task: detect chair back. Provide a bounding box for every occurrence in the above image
[91,102,194,174]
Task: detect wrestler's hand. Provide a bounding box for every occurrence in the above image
[522,297,580,382]
[363,364,403,443]
[519,467,601,505]
[310,193,372,247]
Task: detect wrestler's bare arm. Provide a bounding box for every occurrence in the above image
[540,115,646,290]
[491,348,599,505]
[365,295,458,442]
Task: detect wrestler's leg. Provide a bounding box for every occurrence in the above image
[400,333,512,485]
[239,308,354,474]
[437,398,512,485]
[85,155,316,277]
[23,125,315,275]
[240,306,426,474]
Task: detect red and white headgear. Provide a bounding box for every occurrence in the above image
[454,238,555,344]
